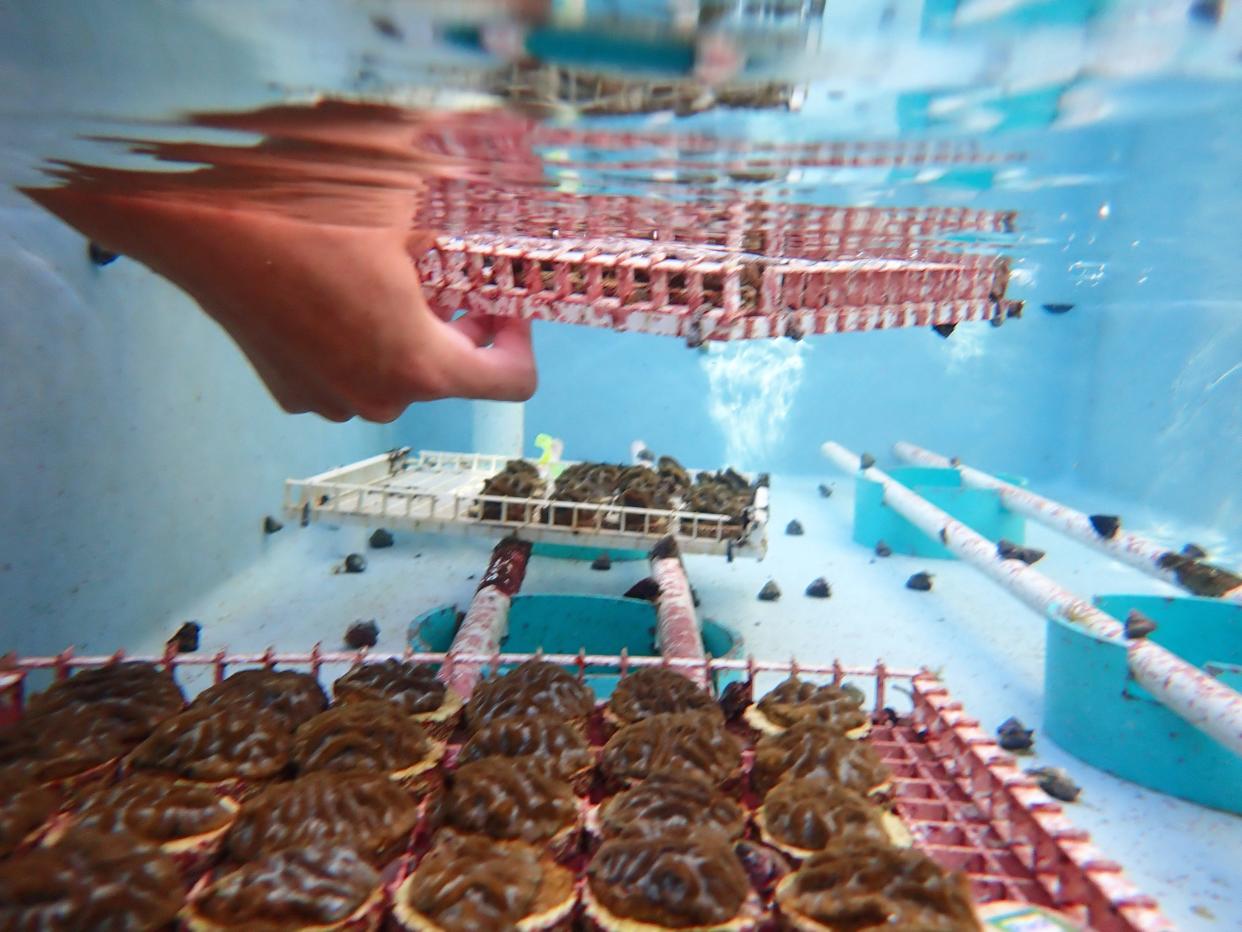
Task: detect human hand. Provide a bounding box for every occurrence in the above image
[25,184,536,422]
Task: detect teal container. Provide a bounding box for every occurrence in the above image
[1044,595,1242,814]
[531,543,647,562]
[409,593,743,699]
[854,466,1027,558]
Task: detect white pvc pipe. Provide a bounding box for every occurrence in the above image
[893,441,1242,606]
[822,441,1242,757]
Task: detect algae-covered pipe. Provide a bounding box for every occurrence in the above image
[440,535,532,700]
[823,441,1242,758]
[649,536,709,688]
[893,441,1242,605]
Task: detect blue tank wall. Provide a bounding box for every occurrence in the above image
[1074,107,1242,531]
[0,199,393,658]
[0,1,408,657]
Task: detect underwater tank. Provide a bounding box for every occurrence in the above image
[1,1,1240,929]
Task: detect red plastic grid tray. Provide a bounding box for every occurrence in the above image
[413,172,1017,342]
[416,231,1015,342]
[0,650,1169,931]
[393,111,1022,342]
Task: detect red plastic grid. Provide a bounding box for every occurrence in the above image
[413,169,1017,342]
[394,111,1021,342]
[0,650,1169,930]
[901,677,1173,932]
[416,231,1013,342]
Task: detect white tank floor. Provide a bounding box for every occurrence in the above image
[99,474,1239,931]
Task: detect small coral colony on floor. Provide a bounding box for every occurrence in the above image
[0,656,982,930]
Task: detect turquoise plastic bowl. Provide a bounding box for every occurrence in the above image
[854,466,1028,559]
[1044,595,1242,814]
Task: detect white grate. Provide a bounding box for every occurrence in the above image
[284,449,769,559]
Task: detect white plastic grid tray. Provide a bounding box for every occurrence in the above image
[284,449,769,559]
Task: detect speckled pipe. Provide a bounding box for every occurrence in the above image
[649,540,709,688]
[440,537,533,700]
[823,441,1242,758]
[893,441,1242,605]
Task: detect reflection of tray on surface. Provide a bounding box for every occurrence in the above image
[0,650,1168,930]
[284,449,768,559]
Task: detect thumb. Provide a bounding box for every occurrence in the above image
[406,228,439,262]
[435,315,538,402]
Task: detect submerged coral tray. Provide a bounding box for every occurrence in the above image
[0,651,1168,931]
[285,449,770,559]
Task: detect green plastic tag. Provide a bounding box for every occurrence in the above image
[978,902,1083,932]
